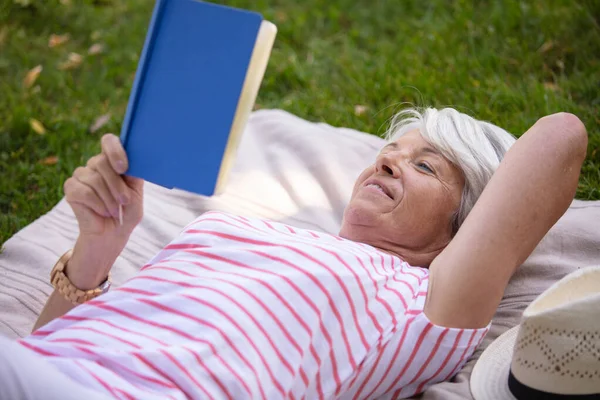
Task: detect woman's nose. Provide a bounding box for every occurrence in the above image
[375,153,401,178]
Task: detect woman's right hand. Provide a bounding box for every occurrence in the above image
[62,134,144,289]
[64,133,144,238]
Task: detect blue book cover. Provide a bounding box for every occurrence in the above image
[120,0,276,196]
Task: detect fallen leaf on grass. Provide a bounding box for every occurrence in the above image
[40,156,59,166]
[59,52,83,70]
[274,10,288,23]
[89,113,111,133]
[538,40,555,53]
[88,43,105,55]
[23,65,42,88]
[49,33,70,48]
[60,0,72,5]
[354,105,368,116]
[29,118,47,135]
[543,82,559,91]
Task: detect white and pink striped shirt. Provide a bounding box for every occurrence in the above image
[20,212,488,399]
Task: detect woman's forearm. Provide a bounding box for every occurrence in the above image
[426,113,588,329]
[33,134,143,332]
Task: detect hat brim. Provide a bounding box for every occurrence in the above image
[470,325,519,400]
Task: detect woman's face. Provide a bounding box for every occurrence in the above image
[339,130,465,266]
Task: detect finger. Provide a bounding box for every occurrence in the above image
[74,166,120,218]
[64,175,112,218]
[87,154,131,206]
[123,175,144,193]
[101,134,128,175]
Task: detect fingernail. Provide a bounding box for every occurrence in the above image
[119,194,129,205]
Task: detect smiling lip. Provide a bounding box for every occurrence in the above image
[364,178,394,199]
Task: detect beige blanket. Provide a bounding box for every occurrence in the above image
[1,109,599,399]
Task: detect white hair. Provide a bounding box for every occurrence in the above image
[385,107,516,233]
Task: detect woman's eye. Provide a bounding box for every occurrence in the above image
[417,162,434,173]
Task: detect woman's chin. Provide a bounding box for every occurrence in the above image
[340,202,382,233]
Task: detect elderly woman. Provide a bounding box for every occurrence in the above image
[2,108,587,399]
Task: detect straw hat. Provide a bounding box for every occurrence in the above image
[470,266,600,399]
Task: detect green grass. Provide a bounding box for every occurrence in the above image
[1,0,599,247]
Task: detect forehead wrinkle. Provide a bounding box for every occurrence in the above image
[386,140,443,159]
[385,134,451,167]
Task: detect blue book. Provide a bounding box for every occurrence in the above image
[120,0,277,196]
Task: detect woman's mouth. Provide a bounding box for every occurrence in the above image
[364,182,393,199]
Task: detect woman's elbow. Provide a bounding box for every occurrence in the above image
[537,112,588,165]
